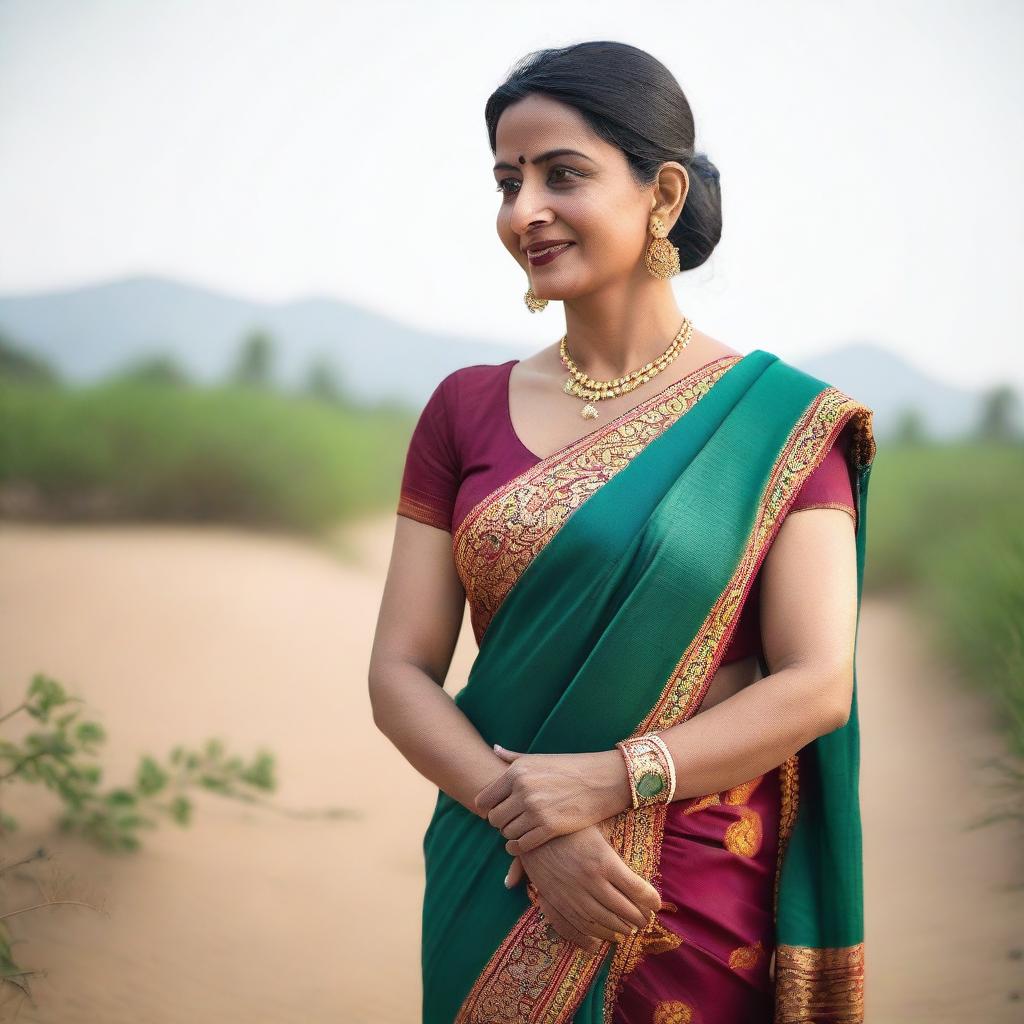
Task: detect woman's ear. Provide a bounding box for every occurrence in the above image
[652,162,689,226]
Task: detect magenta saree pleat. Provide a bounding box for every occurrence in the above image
[613,771,782,1021]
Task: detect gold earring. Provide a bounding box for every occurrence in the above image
[645,215,681,279]
[524,284,549,313]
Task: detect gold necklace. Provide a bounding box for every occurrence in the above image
[559,316,694,419]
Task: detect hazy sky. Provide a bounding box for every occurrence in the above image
[1,0,1021,391]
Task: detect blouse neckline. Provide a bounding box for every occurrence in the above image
[502,353,743,464]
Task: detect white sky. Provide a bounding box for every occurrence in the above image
[1,0,1021,391]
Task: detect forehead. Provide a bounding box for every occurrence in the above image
[494,94,603,158]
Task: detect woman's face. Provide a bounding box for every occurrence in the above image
[492,93,685,301]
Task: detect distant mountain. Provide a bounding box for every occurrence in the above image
[0,274,526,407]
[0,275,1010,439]
[800,342,998,441]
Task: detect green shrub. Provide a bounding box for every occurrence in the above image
[0,380,414,533]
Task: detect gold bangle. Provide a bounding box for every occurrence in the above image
[615,733,676,809]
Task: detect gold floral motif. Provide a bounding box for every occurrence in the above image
[610,897,684,980]
[454,378,877,1024]
[634,897,684,958]
[653,1001,695,1023]
[722,773,764,804]
[774,943,865,1022]
[638,920,685,957]
[728,939,766,970]
[681,792,720,815]
[723,807,763,858]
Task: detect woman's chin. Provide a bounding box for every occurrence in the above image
[530,273,586,303]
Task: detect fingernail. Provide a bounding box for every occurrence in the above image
[504,873,511,888]
[494,743,503,751]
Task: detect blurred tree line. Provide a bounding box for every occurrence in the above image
[0,327,413,532]
[0,326,351,404]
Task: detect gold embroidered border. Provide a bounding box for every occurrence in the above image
[789,500,857,531]
[396,490,452,532]
[774,943,866,1022]
[452,356,742,646]
[454,383,876,1024]
[775,753,800,924]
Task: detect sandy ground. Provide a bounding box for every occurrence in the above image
[0,518,1021,1023]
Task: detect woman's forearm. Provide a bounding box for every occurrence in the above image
[594,661,848,816]
[369,662,507,820]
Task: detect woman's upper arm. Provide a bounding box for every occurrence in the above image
[369,373,466,694]
[370,515,466,690]
[759,437,859,728]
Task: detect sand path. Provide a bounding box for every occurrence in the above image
[0,519,1020,1022]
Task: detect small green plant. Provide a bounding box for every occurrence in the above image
[1,674,278,852]
[0,672,352,1013]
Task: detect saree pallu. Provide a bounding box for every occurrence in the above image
[421,349,876,1023]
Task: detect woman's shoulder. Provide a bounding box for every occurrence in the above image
[434,358,517,397]
[425,359,519,431]
[411,359,519,462]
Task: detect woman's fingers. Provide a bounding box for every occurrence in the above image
[569,886,642,941]
[537,885,618,948]
[517,824,662,946]
[536,894,603,955]
[505,823,551,856]
[505,855,525,888]
[607,859,662,922]
[485,794,524,833]
[590,876,653,933]
[544,869,637,943]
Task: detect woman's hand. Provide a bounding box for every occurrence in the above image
[504,821,661,954]
[474,745,631,856]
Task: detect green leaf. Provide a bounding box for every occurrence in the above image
[169,795,192,826]
[75,720,106,745]
[136,756,168,796]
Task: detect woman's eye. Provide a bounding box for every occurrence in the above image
[496,167,579,198]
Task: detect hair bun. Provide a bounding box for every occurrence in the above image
[688,151,720,184]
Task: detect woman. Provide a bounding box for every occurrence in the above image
[369,41,874,1024]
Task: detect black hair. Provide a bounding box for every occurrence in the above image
[484,40,722,272]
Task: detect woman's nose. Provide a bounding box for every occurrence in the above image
[508,186,554,236]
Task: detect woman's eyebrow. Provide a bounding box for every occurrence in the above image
[492,148,594,172]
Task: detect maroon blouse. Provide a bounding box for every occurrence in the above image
[397,358,857,668]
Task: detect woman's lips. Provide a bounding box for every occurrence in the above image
[527,241,574,266]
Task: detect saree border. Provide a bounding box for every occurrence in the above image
[773,942,867,1023]
[454,382,876,1024]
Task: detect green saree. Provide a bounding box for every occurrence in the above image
[421,348,876,1022]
